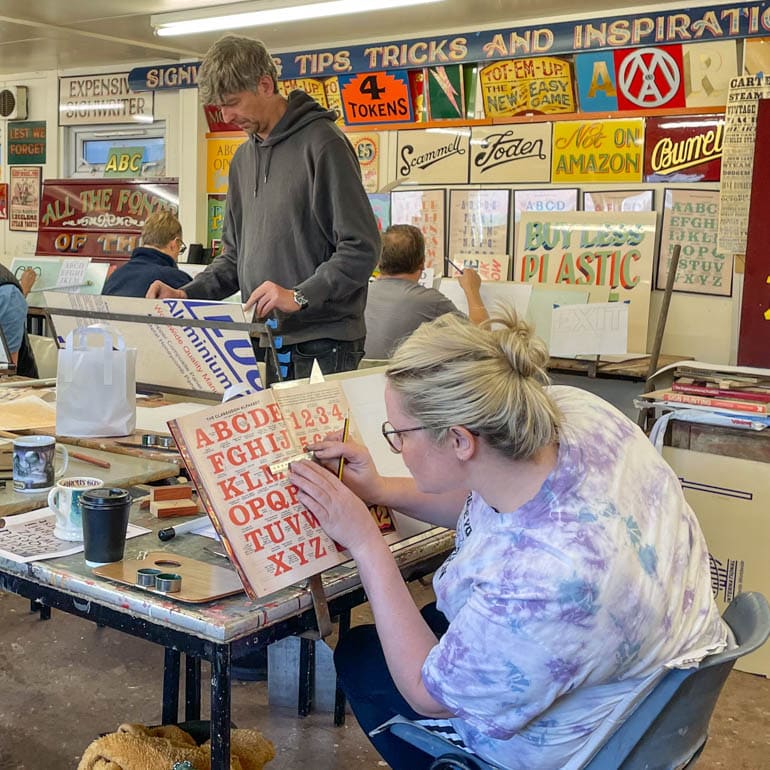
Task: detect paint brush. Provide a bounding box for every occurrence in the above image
[446,258,465,274]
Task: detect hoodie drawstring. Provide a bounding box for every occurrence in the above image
[253,142,273,197]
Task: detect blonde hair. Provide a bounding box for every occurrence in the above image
[141,210,182,249]
[386,308,560,460]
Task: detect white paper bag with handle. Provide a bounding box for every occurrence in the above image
[56,325,137,437]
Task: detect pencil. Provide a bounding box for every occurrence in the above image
[337,415,350,480]
[447,258,465,274]
[70,451,112,470]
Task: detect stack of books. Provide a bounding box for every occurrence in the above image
[642,365,770,424]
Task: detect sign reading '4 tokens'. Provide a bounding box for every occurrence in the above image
[339,70,413,126]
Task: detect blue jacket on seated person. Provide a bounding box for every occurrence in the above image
[102,247,192,298]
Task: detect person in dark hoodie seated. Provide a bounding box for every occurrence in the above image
[146,35,379,384]
[103,211,192,297]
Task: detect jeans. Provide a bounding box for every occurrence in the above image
[334,603,450,770]
[258,337,365,385]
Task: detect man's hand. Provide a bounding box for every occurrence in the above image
[457,267,481,294]
[146,281,188,300]
[244,281,301,317]
[18,268,37,297]
[457,268,488,325]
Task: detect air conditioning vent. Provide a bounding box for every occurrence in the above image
[0,86,28,120]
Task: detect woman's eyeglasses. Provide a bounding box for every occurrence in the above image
[381,421,426,453]
[177,238,187,254]
[381,421,481,453]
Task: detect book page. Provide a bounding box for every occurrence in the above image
[273,380,352,449]
[169,389,346,599]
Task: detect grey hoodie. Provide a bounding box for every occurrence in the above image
[184,90,380,344]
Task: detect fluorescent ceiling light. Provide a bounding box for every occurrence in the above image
[152,0,444,37]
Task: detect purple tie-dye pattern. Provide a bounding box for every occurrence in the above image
[547,657,580,684]
[420,387,728,770]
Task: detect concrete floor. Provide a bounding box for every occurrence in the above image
[0,580,769,770]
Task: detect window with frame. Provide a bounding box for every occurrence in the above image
[65,123,166,178]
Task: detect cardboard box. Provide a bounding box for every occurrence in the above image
[663,447,770,677]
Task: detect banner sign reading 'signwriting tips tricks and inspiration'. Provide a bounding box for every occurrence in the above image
[130,5,770,86]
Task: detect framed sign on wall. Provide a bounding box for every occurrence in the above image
[9,166,41,232]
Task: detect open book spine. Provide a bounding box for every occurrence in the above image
[662,390,768,415]
[671,382,770,404]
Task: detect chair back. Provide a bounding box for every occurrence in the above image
[584,591,770,769]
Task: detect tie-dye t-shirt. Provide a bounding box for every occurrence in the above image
[421,386,727,770]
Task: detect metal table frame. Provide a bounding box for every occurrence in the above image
[0,530,452,768]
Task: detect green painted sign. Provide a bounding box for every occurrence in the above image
[7,121,46,165]
[104,146,144,177]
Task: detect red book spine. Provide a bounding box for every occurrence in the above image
[671,382,770,403]
[664,391,768,414]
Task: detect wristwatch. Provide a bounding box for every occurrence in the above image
[292,288,309,310]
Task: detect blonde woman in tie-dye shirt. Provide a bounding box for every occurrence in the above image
[290,309,728,770]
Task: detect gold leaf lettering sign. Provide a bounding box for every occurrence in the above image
[479,57,575,117]
[278,78,328,108]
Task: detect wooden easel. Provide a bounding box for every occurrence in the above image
[637,243,683,429]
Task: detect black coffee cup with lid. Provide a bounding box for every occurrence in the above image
[81,488,132,567]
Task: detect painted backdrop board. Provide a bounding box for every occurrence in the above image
[390,189,445,271]
[515,211,657,352]
[448,189,510,266]
[658,189,731,296]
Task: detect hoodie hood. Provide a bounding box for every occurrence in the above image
[262,89,338,147]
[252,90,338,192]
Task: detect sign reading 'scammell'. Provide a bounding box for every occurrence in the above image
[644,114,723,182]
[552,118,644,183]
[396,128,469,184]
[58,73,154,126]
[479,57,575,117]
[470,124,551,183]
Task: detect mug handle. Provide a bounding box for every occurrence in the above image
[54,445,69,480]
[47,486,61,512]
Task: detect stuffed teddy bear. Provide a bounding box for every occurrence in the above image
[77,722,275,770]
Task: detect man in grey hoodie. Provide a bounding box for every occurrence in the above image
[147,35,380,383]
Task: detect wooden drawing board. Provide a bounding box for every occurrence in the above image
[93,551,244,603]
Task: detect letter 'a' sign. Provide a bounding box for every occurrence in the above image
[339,70,413,126]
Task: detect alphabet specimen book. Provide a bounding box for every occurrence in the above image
[168,381,387,599]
